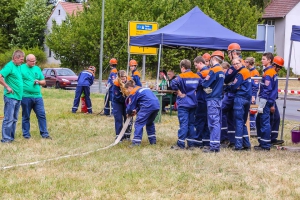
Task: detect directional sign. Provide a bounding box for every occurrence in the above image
[128,21,158,55]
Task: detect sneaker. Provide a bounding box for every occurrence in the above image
[271,140,284,145]
[72,111,76,113]
[203,146,210,150]
[170,144,185,150]
[254,146,270,151]
[43,136,52,140]
[100,113,111,116]
[129,143,140,148]
[203,149,219,153]
[186,146,196,150]
[232,147,251,151]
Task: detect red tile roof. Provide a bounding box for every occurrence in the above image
[263,0,300,18]
[60,2,84,16]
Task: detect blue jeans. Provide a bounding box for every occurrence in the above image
[1,96,21,142]
[21,97,49,138]
[177,106,196,148]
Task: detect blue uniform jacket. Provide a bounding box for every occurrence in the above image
[77,70,95,86]
[126,87,160,115]
[112,77,131,104]
[202,64,224,100]
[223,66,237,96]
[132,69,142,86]
[258,66,278,105]
[249,67,260,97]
[196,67,209,103]
[107,68,117,91]
[171,69,200,108]
[229,66,252,100]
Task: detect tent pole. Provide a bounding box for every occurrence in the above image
[142,55,146,81]
[280,40,293,140]
[156,44,162,90]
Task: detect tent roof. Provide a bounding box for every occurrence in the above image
[291,25,300,42]
[130,6,265,51]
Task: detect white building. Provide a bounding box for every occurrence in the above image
[45,2,83,64]
[263,0,300,74]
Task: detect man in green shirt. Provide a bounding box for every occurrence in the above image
[20,54,51,140]
[0,50,25,143]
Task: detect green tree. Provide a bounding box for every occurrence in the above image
[0,0,26,51]
[12,0,52,48]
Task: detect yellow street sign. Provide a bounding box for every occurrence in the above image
[128,21,158,55]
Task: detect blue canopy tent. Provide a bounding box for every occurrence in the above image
[129,6,265,87]
[280,25,300,139]
[130,6,265,51]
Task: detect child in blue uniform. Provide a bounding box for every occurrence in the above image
[129,59,142,87]
[112,70,132,141]
[170,59,200,150]
[255,52,276,151]
[125,80,160,147]
[229,58,252,151]
[72,66,95,114]
[202,51,225,153]
[193,56,210,149]
[103,58,118,116]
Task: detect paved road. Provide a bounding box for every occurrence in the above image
[277,98,300,122]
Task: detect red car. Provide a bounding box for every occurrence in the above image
[42,68,78,89]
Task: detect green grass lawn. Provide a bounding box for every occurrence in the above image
[1,87,300,199]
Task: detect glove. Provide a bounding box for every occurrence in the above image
[257,98,267,113]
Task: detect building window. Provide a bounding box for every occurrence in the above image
[49,48,52,57]
[265,20,275,25]
[58,10,60,15]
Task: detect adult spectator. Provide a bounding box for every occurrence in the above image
[0,50,25,143]
[20,54,52,139]
[161,70,177,113]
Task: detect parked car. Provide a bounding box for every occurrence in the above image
[42,68,78,89]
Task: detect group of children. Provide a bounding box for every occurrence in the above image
[71,43,285,151]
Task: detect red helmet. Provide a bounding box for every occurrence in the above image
[273,56,284,67]
[129,59,138,66]
[228,43,241,51]
[250,108,258,115]
[109,58,117,65]
[202,53,211,60]
[211,50,224,60]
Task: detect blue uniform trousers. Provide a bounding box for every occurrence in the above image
[112,102,132,139]
[270,102,280,142]
[132,109,159,145]
[72,86,92,113]
[256,101,272,149]
[221,93,235,144]
[104,90,112,115]
[250,100,257,129]
[207,100,222,151]
[233,97,251,149]
[177,107,196,148]
[194,102,210,147]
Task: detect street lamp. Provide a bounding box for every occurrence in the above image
[98,0,105,93]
